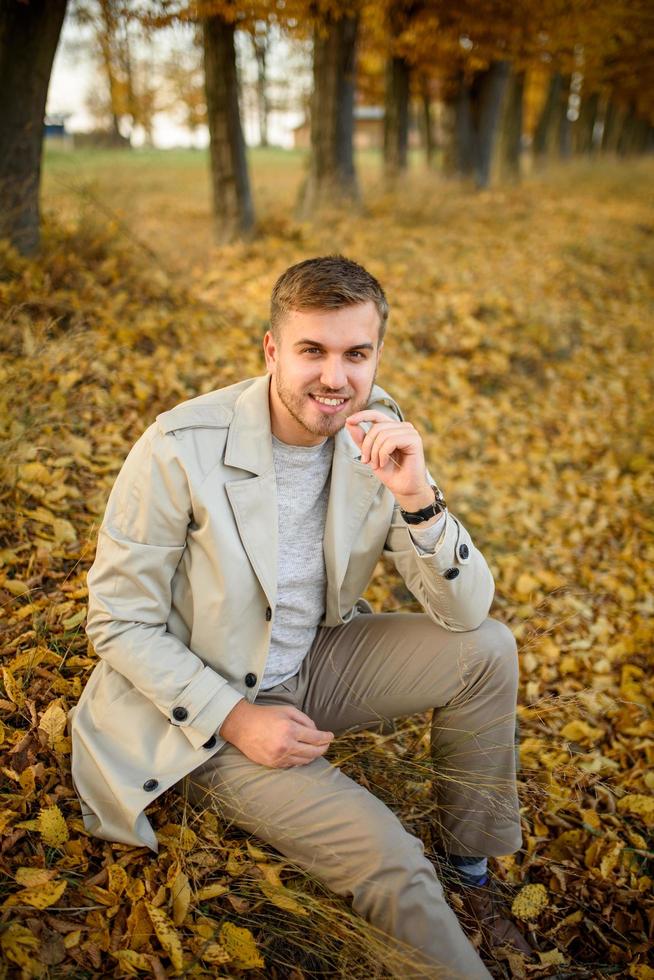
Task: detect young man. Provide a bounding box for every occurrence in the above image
[69,256,533,977]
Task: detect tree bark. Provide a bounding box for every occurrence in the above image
[251,25,269,148]
[471,59,511,187]
[0,0,68,255]
[496,68,524,182]
[297,10,359,216]
[533,72,571,163]
[574,90,599,154]
[451,61,510,188]
[419,75,434,168]
[203,12,254,244]
[383,54,410,180]
[452,70,475,177]
[601,96,624,153]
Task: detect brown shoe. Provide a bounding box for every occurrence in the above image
[448,877,536,961]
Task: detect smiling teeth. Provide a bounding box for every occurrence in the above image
[314,396,345,405]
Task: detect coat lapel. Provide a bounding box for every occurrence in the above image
[222,375,387,615]
[324,424,381,601]
[224,376,278,609]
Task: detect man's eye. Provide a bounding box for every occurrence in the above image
[301,348,321,354]
[348,351,365,359]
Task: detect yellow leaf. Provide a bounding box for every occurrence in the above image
[559,720,603,745]
[201,942,231,965]
[126,899,152,950]
[38,803,69,847]
[579,808,602,831]
[629,965,654,980]
[511,883,548,920]
[515,572,539,598]
[196,881,229,901]
[39,701,68,744]
[5,878,67,909]
[617,794,654,827]
[2,667,24,705]
[18,767,35,795]
[538,949,567,966]
[126,877,145,900]
[3,578,29,596]
[15,867,57,888]
[171,869,191,926]
[0,922,40,972]
[246,840,268,861]
[218,921,265,969]
[112,949,153,973]
[145,901,184,973]
[257,863,308,916]
[63,930,82,948]
[108,863,129,896]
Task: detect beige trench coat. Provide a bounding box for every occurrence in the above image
[68,374,495,852]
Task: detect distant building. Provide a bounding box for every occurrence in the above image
[44,113,73,148]
[291,106,420,151]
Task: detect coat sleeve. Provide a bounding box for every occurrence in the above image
[84,423,244,751]
[382,489,495,632]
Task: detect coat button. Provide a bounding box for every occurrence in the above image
[444,567,459,580]
[143,778,159,792]
[458,543,469,559]
[245,672,257,688]
[203,735,217,749]
[172,706,188,722]
[265,606,272,621]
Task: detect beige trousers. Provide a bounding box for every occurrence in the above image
[176,613,522,979]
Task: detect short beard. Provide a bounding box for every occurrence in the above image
[274,366,376,438]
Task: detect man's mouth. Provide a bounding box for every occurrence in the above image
[309,393,350,413]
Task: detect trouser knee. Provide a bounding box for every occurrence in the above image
[471,617,519,688]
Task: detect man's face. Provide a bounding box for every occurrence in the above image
[263,301,383,446]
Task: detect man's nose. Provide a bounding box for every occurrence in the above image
[320,358,347,391]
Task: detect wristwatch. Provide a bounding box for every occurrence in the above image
[400,484,447,525]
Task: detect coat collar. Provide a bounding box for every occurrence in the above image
[223,373,379,473]
[223,374,392,613]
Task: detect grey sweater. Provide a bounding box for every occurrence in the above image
[260,434,446,689]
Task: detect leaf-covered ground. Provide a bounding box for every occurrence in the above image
[1,151,653,978]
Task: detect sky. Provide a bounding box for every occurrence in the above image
[46,13,308,149]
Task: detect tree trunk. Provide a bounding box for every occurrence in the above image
[533,72,570,163]
[453,70,475,177]
[252,26,269,148]
[383,54,410,180]
[0,0,67,256]
[496,68,524,182]
[574,90,599,154]
[469,59,511,187]
[297,11,359,216]
[617,102,639,156]
[203,13,254,244]
[419,75,434,168]
[601,96,623,153]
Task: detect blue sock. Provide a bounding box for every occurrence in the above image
[448,854,488,887]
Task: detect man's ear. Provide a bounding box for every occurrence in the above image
[263,330,277,373]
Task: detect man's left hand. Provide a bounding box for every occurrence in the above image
[345,410,435,511]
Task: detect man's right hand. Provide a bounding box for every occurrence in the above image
[218,700,334,768]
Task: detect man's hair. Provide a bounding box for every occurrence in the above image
[270,255,389,343]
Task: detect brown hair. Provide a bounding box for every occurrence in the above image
[270,255,389,343]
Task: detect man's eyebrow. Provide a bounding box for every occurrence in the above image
[294,339,375,351]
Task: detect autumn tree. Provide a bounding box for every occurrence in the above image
[75,0,162,145]
[0,0,68,255]
[296,2,360,216]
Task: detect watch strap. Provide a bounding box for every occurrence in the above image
[400,485,447,525]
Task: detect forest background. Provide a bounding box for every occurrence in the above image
[0,1,653,978]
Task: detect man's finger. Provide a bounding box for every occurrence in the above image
[293,723,334,745]
[283,706,317,728]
